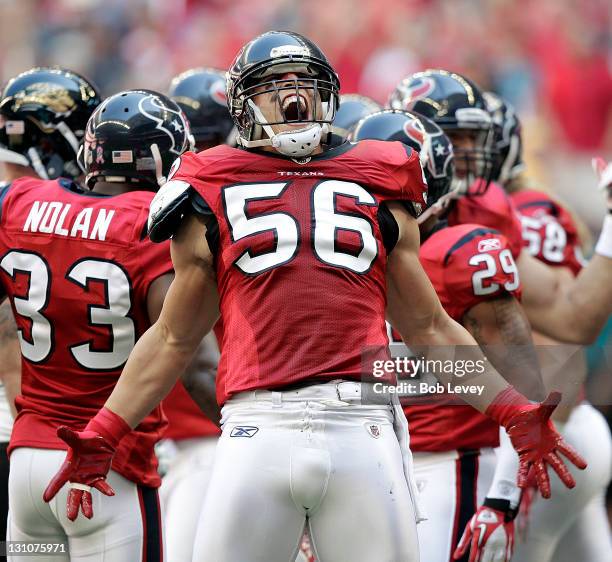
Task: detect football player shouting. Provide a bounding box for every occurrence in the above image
[46,33,584,562]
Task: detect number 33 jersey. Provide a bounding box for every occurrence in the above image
[167,141,428,404]
[0,178,173,487]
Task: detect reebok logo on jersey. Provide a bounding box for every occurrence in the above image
[230,426,259,438]
[478,238,501,252]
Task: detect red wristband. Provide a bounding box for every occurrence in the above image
[485,386,532,428]
[85,407,132,449]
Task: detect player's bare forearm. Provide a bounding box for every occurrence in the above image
[529,330,586,422]
[463,296,545,401]
[520,251,612,343]
[182,332,221,425]
[105,214,219,427]
[386,203,509,411]
[0,299,21,417]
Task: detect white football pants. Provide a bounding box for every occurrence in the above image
[159,436,218,562]
[7,447,163,562]
[514,403,612,562]
[412,448,497,562]
[192,381,421,562]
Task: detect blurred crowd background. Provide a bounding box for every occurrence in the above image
[0,0,611,505]
[1,0,611,227]
[0,0,610,212]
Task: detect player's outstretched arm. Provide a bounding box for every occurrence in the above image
[463,296,545,401]
[386,202,586,498]
[454,298,543,561]
[43,213,219,519]
[146,271,221,424]
[518,159,612,344]
[518,251,612,344]
[105,211,219,427]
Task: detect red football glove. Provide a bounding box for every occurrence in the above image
[43,408,131,521]
[453,502,515,562]
[486,389,587,499]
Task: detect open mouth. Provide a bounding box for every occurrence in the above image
[282,94,309,122]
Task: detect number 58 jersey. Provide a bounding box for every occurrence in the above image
[0,178,173,487]
[166,141,428,404]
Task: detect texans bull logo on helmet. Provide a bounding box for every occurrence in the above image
[210,79,228,107]
[396,76,436,109]
[403,118,426,147]
[138,93,191,156]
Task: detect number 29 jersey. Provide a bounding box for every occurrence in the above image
[168,141,428,404]
[0,178,173,487]
[403,223,521,451]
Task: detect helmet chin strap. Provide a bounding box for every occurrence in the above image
[239,100,333,158]
[57,122,80,156]
[76,145,86,175]
[450,176,469,195]
[27,147,49,180]
[0,147,30,167]
[416,190,459,225]
[150,143,166,186]
[499,135,524,184]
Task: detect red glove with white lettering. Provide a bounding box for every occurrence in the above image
[486,389,587,499]
[453,500,516,562]
[43,408,131,521]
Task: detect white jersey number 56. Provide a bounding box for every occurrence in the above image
[223,180,378,275]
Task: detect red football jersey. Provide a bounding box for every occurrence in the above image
[169,141,428,404]
[162,383,220,440]
[401,223,521,452]
[0,178,173,487]
[447,182,523,259]
[511,190,584,276]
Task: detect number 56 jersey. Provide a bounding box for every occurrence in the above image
[0,178,173,487]
[165,141,428,404]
